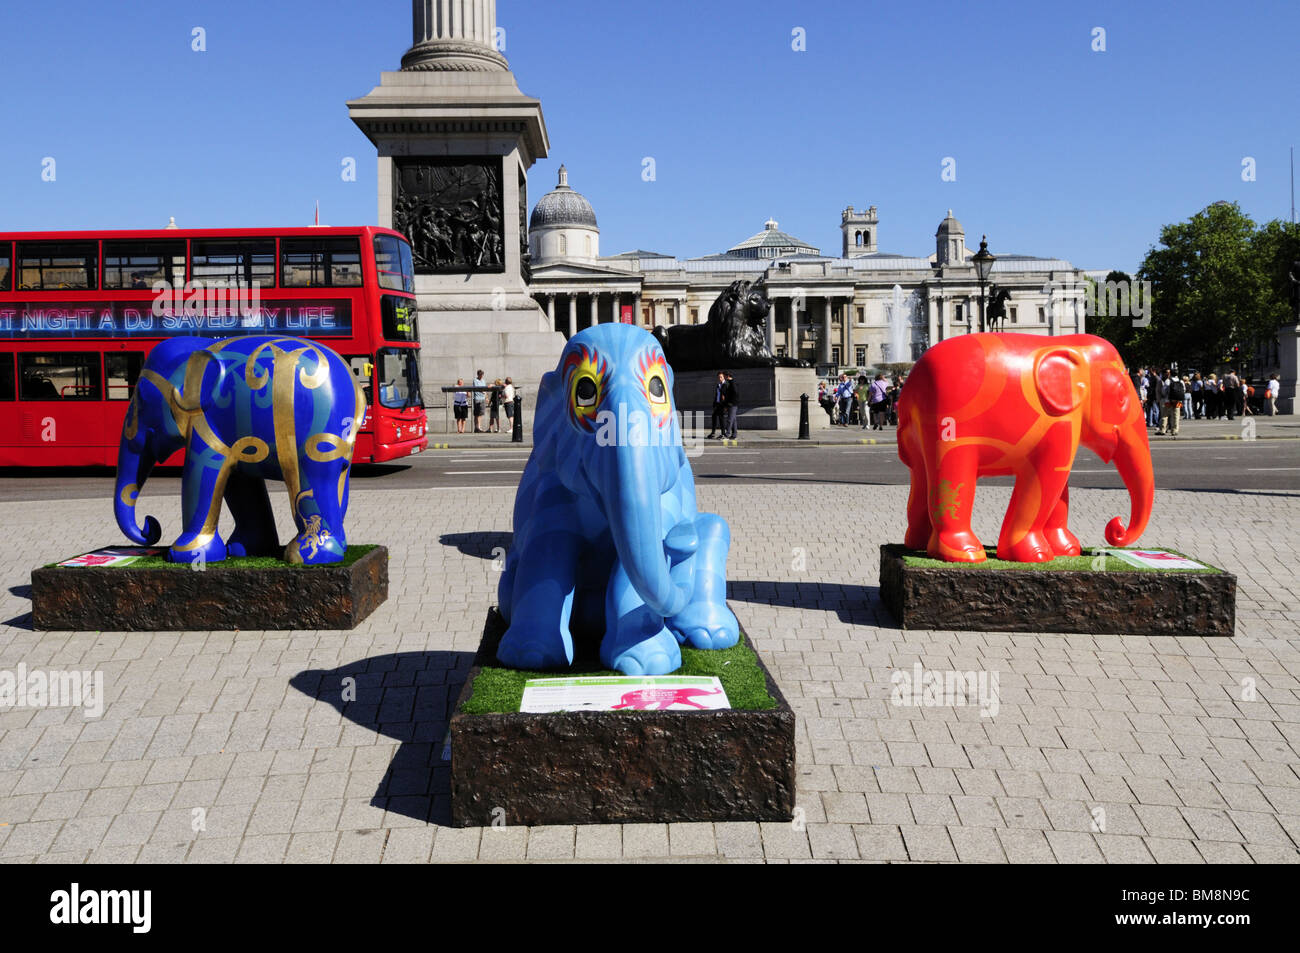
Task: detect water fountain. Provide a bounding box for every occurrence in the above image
[884,284,915,364]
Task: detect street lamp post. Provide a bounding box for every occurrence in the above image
[972,235,996,333]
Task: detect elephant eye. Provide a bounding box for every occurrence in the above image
[648,375,666,402]
[575,376,598,407]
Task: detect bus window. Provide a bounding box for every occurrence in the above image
[17,241,98,291]
[104,241,186,289]
[282,237,363,288]
[105,352,145,400]
[380,294,418,343]
[0,354,14,400]
[192,239,275,287]
[19,353,103,401]
[347,356,374,410]
[374,235,414,293]
[375,347,422,409]
[0,243,11,291]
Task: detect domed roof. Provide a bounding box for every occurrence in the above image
[530,165,597,230]
[936,209,964,235]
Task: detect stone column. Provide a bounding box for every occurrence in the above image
[791,299,800,360]
[927,295,939,345]
[765,295,776,352]
[567,295,577,338]
[633,291,642,325]
[545,295,555,332]
[820,297,832,364]
[590,294,598,326]
[405,0,507,71]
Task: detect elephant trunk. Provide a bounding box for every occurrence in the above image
[600,440,690,619]
[114,433,162,547]
[1104,427,1154,547]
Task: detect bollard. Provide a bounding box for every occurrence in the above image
[512,395,523,443]
[799,393,810,440]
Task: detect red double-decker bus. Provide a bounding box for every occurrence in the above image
[0,225,427,466]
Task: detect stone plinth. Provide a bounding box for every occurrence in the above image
[1278,322,1298,414]
[671,366,826,433]
[878,544,1236,637]
[31,547,387,631]
[449,610,796,826]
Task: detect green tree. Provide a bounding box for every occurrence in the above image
[1136,202,1272,370]
[1251,218,1300,326]
[1085,269,1144,366]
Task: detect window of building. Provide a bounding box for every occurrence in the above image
[17,242,98,290]
[831,346,841,365]
[559,234,567,256]
[18,352,102,401]
[641,308,650,325]
[0,244,11,291]
[281,237,363,287]
[1009,306,1018,324]
[855,345,867,366]
[690,308,699,323]
[585,235,592,257]
[855,231,863,247]
[856,306,865,325]
[104,241,186,290]
[775,346,787,358]
[0,354,14,401]
[864,230,871,246]
[955,304,964,324]
[105,352,145,400]
[1038,306,1046,323]
[191,239,275,287]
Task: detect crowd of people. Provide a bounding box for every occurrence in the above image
[818,372,905,430]
[1133,366,1282,437]
[451,369,517,435]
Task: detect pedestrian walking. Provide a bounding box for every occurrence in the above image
[1266,374,1280,416]
[502,377,516,429]
[488,378,503,432]
[453,378,469,434]
[1161,370,1184,437]
[473,369,487,432]
[707,372,726,438]
[1191,372,1203,419]
[1223,370,1239,421]
[868,373,888,430]
[835,373,853,426]
[855,375,870,430]
[723,372,740,438]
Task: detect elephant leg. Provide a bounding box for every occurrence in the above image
[601,557,681,676]
[666,514,739,650]
[224,470,280,558]
[1043,485,1082,557]
[904,464,932,550]
[496,511,584,669]
[168,440,228,564]
[285,463,348,565]
[927,445,984,562]
[998,461,1071,563]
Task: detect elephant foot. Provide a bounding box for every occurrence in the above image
[226,532,281,559]
[668,600,739,650]
[601,607,681,676]
[903,524,931,551]
[285,523,346,565]
[167,535,227,565]
[1044,526,1082,557]
[929,529,986,563]
[1001,533,1055,563]
[497,621,574,670]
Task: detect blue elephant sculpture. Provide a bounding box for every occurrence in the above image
[114,335,366,565]
[497,323,740,676]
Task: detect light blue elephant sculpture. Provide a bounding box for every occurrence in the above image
[113,335,366,565]
[497,323,740,676]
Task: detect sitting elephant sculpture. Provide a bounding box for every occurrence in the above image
[114,335,366,565]
[897,333,1153,562]
[497,323,739,676]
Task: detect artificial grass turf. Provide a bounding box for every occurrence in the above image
[48,544,380,570]
[901,547,1222,573]
[461,637,778,715]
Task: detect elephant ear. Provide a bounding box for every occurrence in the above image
[173,348,226,414]
[1034,348,1086,416]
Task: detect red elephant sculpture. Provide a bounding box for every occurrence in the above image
[897,333,1153,563]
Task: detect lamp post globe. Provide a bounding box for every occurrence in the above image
[972,235,996,333]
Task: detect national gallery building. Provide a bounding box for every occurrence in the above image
[528,167,1089,369]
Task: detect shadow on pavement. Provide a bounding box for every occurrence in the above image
[4,583,33,630]
[289,651,474,826]
[726,580,897,627]
[351,463,411,479]
[438,531,512,560]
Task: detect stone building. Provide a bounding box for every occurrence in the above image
[528,169,1089,370]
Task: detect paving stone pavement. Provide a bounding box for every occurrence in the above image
[0,481,1297,863]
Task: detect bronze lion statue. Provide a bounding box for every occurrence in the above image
[653,278,809,372]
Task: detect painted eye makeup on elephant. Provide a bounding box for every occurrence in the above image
[896,333,1153,563]
[114,335,366,565]
[496,323,739,677]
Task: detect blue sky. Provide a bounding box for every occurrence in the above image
[1,0,1296,272]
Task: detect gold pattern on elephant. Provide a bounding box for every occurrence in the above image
[934,480,964,522]
[299,515,331,560]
